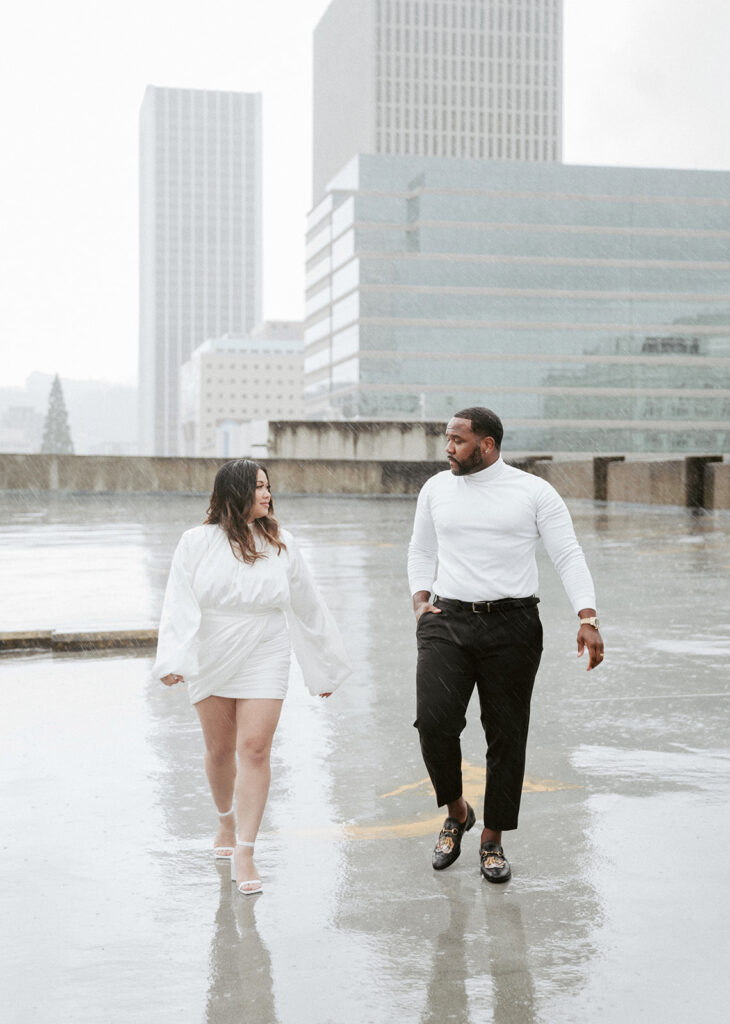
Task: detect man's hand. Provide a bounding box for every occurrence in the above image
[161,673,183,686]
[577,625,604,670]
[413,590,442,621]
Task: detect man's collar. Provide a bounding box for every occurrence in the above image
[462,456,505,482]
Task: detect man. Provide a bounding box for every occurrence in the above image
[408,407,603,883]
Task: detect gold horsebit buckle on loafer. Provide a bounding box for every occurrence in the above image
[480,847,507,870]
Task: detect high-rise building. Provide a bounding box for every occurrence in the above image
[304,156,730,453]
[179,322,305,456]
[313,0,562,200]
[139,86,262,455]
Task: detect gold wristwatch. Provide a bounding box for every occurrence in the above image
[580,616,600,629]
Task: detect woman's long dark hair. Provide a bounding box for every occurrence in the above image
[204,459,286,564]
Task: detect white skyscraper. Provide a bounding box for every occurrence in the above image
[313,0,563,200]
[139,86,262,455]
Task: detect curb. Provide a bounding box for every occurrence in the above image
[0,629,158,652]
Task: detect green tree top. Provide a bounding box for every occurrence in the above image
[40,374,75,454]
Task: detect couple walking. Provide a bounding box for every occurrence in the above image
[153,407,603,894]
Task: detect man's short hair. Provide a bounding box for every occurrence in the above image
[453,407,504,448]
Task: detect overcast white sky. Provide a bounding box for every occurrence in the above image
[0,0,728,388]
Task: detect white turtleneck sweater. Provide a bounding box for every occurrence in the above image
[407,457,596,614]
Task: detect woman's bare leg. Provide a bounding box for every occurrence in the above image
[195,695,238,851]
[234,698,283,890]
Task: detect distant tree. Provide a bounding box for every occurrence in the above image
[40,374,75,454]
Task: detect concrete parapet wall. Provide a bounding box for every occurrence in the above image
[606,456,723,508]
[527,459,595,499]
[0,452,727,508]
[264,420,448,462]
[0,452,443,497]
[704,462,730,510]
[266,459,442,495]
[606,460,688,506]
[0,453,224,493]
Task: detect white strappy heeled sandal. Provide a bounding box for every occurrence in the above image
[213,805,235,860]
[232,840,263,895]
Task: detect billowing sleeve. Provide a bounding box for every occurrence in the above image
[284,533,352,696]
[151,530,202,681]
[407,480,438,595]
[535,482,597,614]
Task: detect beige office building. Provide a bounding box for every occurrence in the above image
[180,322,304,456]
[313,0,562,199]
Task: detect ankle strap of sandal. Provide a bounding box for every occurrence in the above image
[236,840,255,848]
[217,805,234,817]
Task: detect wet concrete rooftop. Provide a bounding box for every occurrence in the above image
[1,491,729,1023]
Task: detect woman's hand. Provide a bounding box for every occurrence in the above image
[161,673,184,686]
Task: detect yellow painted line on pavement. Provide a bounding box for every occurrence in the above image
[276,760,580,842]
[341,760,581,841]
[380,760,579,800]
[380,777,432,798]
[345,815,449,840]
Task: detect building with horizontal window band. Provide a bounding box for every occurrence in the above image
[304,156,730,453]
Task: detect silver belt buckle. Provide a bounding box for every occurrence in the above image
[472,601,491,613]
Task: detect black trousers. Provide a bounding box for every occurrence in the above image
[414,597,543,832]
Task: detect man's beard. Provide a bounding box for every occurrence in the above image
[449,445,483,475]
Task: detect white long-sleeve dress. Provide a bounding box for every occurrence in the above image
[152,524,351,703]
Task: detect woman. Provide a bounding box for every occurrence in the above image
[152,459,351,895]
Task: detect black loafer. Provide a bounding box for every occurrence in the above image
[479,841,511,883]
[432,803,476,870]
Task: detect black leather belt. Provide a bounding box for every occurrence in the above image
[434,595,540,614]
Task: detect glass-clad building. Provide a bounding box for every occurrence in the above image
[303,156,730,452]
